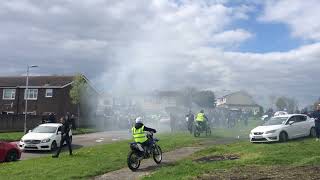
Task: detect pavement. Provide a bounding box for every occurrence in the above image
[20,130,131,160]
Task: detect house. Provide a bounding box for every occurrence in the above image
[216,91,261,115]
[0,75,98,120]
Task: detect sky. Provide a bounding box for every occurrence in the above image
[0,0,320,107]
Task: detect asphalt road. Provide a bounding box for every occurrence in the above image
[20,130,131,160]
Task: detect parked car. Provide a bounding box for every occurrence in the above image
[274,111,288,116]
[250,114,316,143]
[19,123,72,151]
[0,141,21,162]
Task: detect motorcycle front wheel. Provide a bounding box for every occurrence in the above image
[153,145,162,164]
[127,151,141,171]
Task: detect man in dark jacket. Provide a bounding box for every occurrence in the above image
[310,104,320,141]
[52,117,73,158]
[48,113,56,123]
[186,110,194,134]
[132,117,156,153]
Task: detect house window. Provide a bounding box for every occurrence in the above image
[45,89,53,98]
[3,89,16,100]
[24,89,38,100]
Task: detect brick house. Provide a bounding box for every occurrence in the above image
[0,75,98,120]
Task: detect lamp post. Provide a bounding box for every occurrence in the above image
[24,65,38,134]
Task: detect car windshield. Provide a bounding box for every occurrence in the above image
[263,117,288,126]
[32,126,57,133]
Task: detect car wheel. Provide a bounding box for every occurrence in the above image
[5,150,18,162]
[310,127,316,137]
[51,141,57,151]
[279,132,288,142]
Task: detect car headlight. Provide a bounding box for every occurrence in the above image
[265,130,277,134]
[41,139,51,143]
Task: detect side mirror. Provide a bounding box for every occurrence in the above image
[57,131,61,135]
[28,130,32,133]
[289,121,295,125]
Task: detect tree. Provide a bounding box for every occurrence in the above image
[275,97,287,111]
[193,90,215,108]
[70,74,87,127]
[275,96,298,113]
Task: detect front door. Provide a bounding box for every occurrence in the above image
[285,116,300,138]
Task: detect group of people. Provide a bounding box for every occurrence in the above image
[43,112,76,130]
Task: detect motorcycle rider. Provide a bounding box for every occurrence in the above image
[196,110,208,131]
[132,117,157,154]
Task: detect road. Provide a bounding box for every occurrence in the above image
[20,130,131,160]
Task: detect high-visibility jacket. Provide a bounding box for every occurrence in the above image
[196,113,205,122]
[132,125,148,143]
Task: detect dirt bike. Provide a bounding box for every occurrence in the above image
[127,132,162,171]
[193,121,211,137]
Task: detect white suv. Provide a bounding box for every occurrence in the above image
[250,114,315,143]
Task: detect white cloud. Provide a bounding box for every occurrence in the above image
[260,0,320,41]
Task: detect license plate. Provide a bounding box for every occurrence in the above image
[26,144,36,147]
[253,136,263,139]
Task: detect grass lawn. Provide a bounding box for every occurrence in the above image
[0,133,209,180]
[213,118,263,139]
[0,128,97,142]
[144,137,320,180]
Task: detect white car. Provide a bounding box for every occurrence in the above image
[19,123,72,151]
[250,114,315,143]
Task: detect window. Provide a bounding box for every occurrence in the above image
[45,89,53,98]
[3,89,16,100]
[296,115,307,123]
[24,89,38,100]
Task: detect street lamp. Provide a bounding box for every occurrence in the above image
[24,65,38,134]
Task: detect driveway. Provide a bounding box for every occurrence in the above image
[20,130,131,160]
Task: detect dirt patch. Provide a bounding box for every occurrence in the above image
[197,165,320,180]
[194,154,240,163]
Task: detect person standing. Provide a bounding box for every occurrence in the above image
[48,113,56,123]
[186,110,194,134]
[52,117,73,158]
[310,104,320,141]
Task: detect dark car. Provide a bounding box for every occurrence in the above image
[0,141,21,162]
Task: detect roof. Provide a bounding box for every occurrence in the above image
[275,114,308,118]
[0,76,74,88]
[39,123,62,127]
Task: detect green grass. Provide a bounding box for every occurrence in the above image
[0,133,207,180]
[213,119,263,139]
[0,132,24,142]
[0,128,98,142]
[144,138,320,180]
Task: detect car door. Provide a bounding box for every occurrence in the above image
[285,116,300,138]
[55,126,62,146]
[296,115,309,136]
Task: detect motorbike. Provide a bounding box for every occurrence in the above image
[127,132,162,171]
[193,121,211,137]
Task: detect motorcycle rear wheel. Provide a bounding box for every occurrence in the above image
[127,151,141,171]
